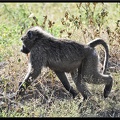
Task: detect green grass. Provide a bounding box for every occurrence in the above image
[0,2,120,117]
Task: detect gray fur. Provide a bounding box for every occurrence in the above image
[18,26,113,100]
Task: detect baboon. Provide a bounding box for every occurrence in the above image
[21,44,30,54]
[18,26,113,100]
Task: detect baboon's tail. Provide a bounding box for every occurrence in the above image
[87,38,109,74]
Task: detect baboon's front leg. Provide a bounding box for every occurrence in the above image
[55,71,78,98]
[17,62,42,96]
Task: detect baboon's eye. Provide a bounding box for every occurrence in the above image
[27,31,33,39]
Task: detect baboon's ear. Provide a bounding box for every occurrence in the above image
[27,31,33,39]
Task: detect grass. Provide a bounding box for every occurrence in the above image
[0,2,120,117]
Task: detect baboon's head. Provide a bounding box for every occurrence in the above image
[21,26,53,50]
[21,27,41,49]
[21,44,30,54]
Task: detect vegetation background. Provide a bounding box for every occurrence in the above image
[0,2,120,117]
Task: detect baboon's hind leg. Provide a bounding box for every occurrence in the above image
[71,64,92,100]
[55,71,78,98]
[82,50,113,98]
[103,75,113,98]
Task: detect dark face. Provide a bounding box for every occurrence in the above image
[21,28,39,49]
[21,45,30,54]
